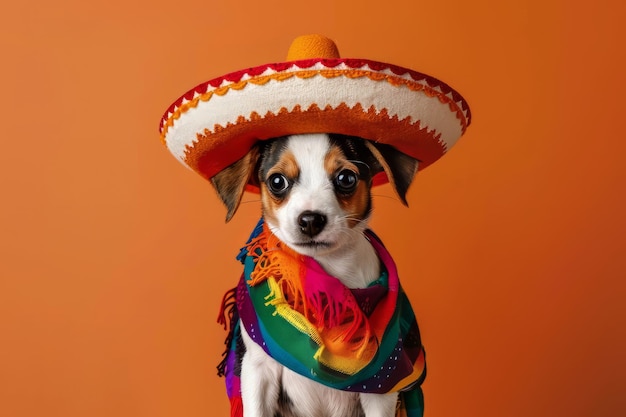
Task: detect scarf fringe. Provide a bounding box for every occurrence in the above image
[229,396,243,417]
[245,226,373,361]
[216,286,238,377]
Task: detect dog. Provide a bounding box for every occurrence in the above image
[211,133,420,417]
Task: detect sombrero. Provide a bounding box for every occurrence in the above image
[159,34,471,189]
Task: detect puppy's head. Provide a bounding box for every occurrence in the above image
[211,133,418,256]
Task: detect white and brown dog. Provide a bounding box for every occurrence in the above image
[211,133,419,417]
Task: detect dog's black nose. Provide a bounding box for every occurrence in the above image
[297,211,327,237]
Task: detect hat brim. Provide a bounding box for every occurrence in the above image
[159,58,471,189]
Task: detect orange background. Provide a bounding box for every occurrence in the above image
[1,1,624,416]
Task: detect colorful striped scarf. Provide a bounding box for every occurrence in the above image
[218,219,426,417]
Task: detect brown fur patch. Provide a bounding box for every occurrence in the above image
[260,149,300,225]
[260,184,279,226]
[324,144,371,229]
[210,146,260,221]
[323,145,361,177]
[344,181,371,228]
[267,150,299,182]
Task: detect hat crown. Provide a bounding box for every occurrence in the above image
[286,34,341,60]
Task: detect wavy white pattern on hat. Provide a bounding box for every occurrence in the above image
[164,72,462,163]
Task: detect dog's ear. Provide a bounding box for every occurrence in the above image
[364,141,419,206]
[210,146,261,222]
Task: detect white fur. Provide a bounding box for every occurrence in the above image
[266,134,380,289]
[242,134,398,417]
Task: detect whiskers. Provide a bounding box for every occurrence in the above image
[332,214,367,228]
[266,223,281,238]
[239,197,262,206]
[329,214,370,241]
[370,192,402,203]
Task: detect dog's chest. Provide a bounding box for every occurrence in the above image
[278,367,364,417]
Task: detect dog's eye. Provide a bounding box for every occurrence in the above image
[334,169,359,194]
[267,173,290,196]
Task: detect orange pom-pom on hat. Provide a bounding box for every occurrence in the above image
[286,34,341,60]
